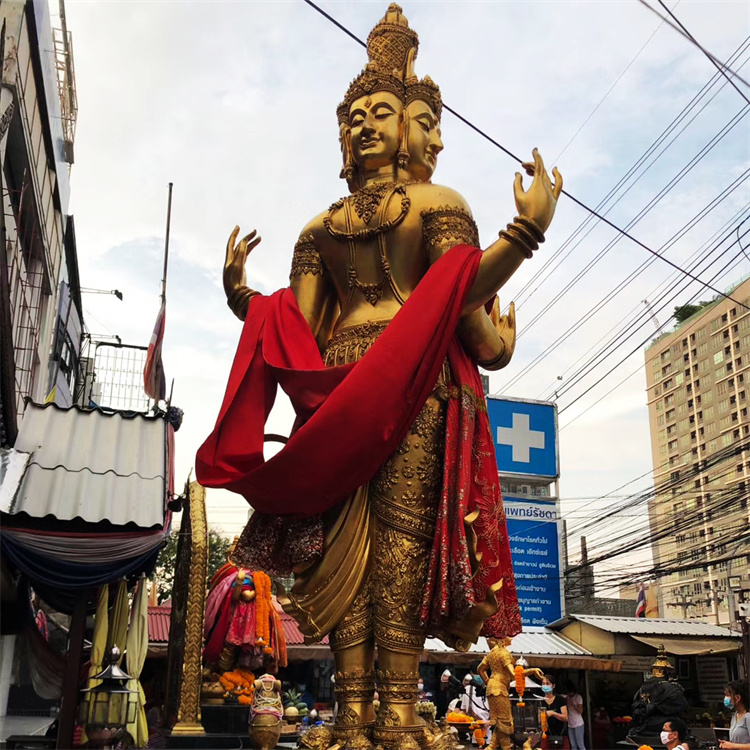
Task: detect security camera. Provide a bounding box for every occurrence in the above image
[739,602,750,618]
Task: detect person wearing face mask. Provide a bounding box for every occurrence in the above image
[719,680,750,750]
[541,675,569,749]
[660,718,689,750]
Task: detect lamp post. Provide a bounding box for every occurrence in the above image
[79,646,137,749]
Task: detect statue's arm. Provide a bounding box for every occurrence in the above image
[477,657,490,684]
[289,227,338,352]
[424,149,562,313]
[224,226,261,321]
[421,198,515,369]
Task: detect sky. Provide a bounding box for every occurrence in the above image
[60,0,750,591]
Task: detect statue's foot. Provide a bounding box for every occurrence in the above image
[423,732,457,750]
[373,724,430,750]
[342,735,375,750]
[298,725,334,750]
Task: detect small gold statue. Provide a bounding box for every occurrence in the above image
[205,5,562,750]
[477,638,543,750]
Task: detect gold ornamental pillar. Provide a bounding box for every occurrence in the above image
[171,481,208,736]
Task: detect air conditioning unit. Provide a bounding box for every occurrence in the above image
[62,139,74,164]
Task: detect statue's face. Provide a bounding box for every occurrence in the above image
[406,99,443,181]
[349,92,403,170]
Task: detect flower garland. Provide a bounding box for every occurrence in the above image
[219,668,255,705]
[515,665,526,706]
[253,570,273,654]
[447,712,473,723]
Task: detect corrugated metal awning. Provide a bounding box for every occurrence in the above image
[632,635,741,655]
[1,402,167,528]
[423,629,621,671]
[549,614,734,638]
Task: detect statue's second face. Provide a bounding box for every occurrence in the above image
[349,91,403,171]
[406,100,443,182]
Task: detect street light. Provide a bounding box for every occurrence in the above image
[79,646,137,749]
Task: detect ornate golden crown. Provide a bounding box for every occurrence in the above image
[405,74,442,120]
[337,4,441,124]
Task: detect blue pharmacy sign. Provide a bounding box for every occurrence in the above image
[486,397,559,480]
[505,500,563,626]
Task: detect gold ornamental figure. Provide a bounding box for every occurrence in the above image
[477,638,543,750]
[197,5,562,750]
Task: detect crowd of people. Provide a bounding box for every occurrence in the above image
[426,668,749,750]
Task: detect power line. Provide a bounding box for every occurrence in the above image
[502,172,750,396]
[636,0,750,95]
[656,0,750,105]
[553,216,750,405]
[540,201,750,401]
[514,36,750,309]
[552,4,673,163]
[300,0,750,312]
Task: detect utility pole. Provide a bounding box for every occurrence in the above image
[739,603,750,697]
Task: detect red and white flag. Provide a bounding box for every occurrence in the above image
[635,583,646,618]
[144,300,166,401]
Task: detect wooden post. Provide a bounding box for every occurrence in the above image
[57,591,88,750]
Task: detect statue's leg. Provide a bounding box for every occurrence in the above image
[486,695,513,750]
[330,575,376,746]
[372,395,446,750]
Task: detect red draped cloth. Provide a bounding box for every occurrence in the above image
[197,245,521,640]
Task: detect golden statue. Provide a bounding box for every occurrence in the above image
[198,5,562,749]
[477,638,543,750]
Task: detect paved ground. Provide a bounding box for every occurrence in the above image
[0,715,54,742]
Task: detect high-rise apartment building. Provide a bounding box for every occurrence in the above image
[645,277,750,625]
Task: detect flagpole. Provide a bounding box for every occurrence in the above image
[161,182,173,302]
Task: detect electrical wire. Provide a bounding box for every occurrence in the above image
[637,0,750,94]
[300,0,750,311]
[513,36,750,308]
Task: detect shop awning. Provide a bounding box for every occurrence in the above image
[632,635,741,655]
[422,630,622,672]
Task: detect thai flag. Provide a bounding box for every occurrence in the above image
[635,583,646,618]
[144,300,166,401]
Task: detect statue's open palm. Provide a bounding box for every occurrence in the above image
[513,148,562,234]
[224,226,261,299]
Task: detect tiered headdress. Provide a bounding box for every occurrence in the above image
[337,4,442,184]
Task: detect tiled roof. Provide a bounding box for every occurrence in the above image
[148,605,172,643]
[147,601,331,646]
[279,609,329,646]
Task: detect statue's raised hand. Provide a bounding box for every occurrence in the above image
[513,148,562,235]
[223,226,261,299]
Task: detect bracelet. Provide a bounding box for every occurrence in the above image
[227,286,259,321]
[514,216,545,244]
[498,216,545,259]
[505,222,539,251]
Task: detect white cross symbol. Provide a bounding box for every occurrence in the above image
[496,413,545,463]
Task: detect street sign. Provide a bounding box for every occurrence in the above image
[505,499,564,626]
[487,397,559,479]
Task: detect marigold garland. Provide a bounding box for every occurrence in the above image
[219,668,255,703]
[515,664,526,706]
[446,712,473,723]
[541,708,548,738]
[253,570,273,653]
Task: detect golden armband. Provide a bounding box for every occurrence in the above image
[227,286,259,321]
[498,216,545,259]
